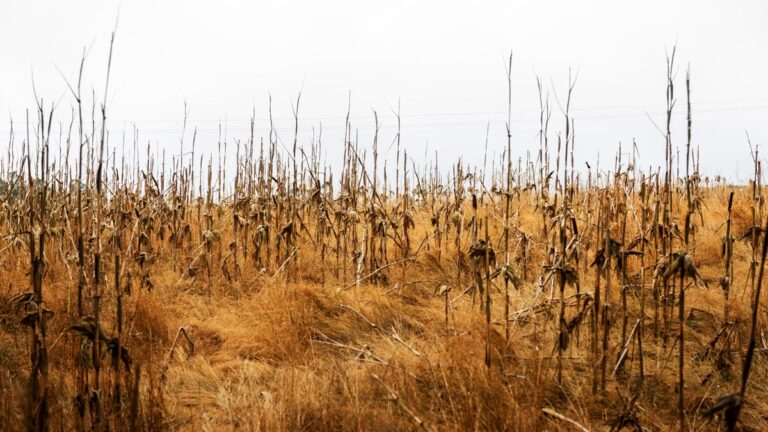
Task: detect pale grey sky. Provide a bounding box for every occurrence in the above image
[1,0,767,182]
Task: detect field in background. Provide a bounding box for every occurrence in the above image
[3,48,768,431]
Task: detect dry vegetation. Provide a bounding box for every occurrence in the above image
[2,44,768,431]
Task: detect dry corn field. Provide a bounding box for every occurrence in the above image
[3,44,768,432]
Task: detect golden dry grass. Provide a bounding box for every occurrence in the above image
[4,181,768,431]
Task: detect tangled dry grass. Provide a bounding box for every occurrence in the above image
[4,178,768,431]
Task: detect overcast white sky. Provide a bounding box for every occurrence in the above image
[1,0,767,182]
